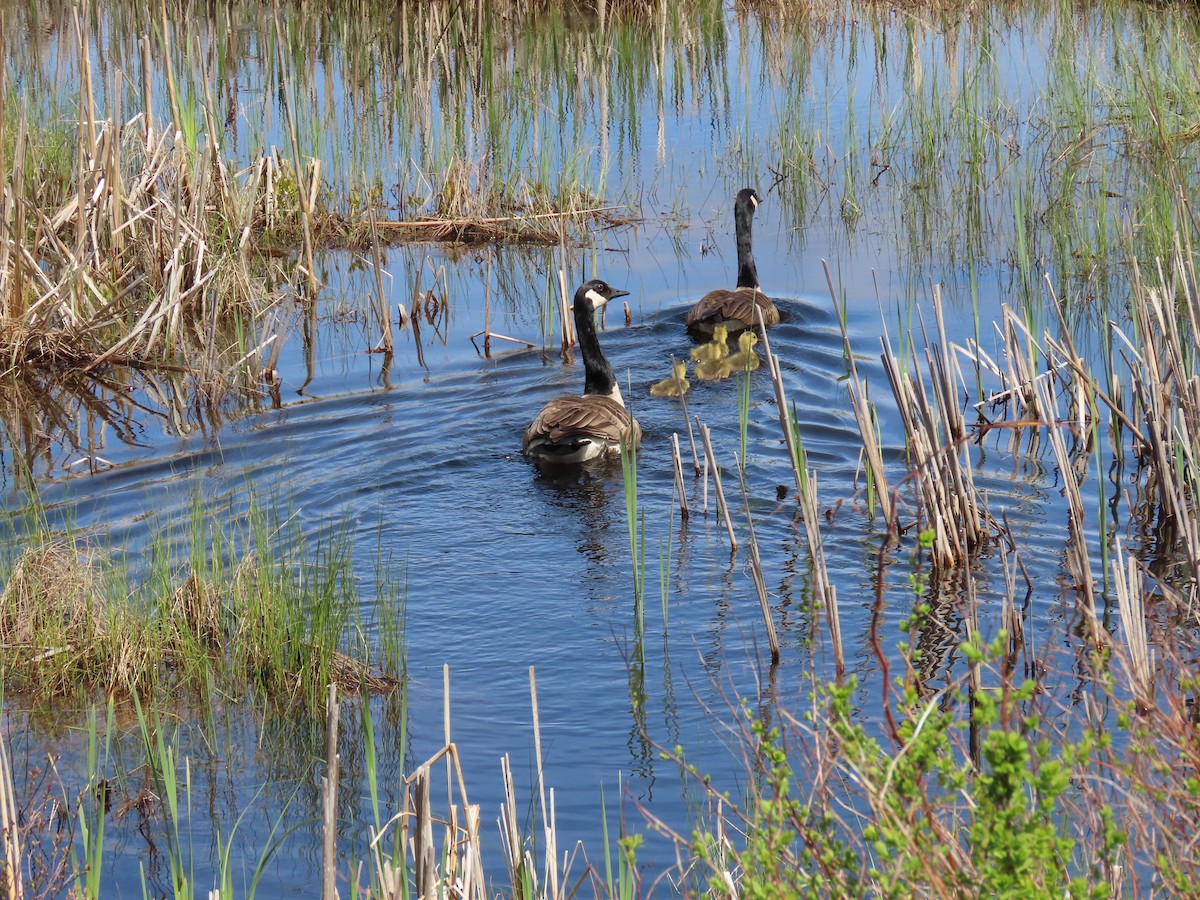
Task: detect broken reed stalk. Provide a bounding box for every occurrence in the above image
[823,259,895,530]
[879,285,986,569]
[757,307,806,499]
[368,207,393,353]
[0,725,21,900]
[322,684,340,900]
[558,268,576,352]
[1112,540,1153,708]
[444,663,454,822]
[678,384,702,475]
[696,418,738,551]
[499,755,527,896]
[1121,252,1200,572]
[671,433,690,520]
[413,765,437,898]
[529,666,558,900]
[797,468,844,680]
[734,454,781,663]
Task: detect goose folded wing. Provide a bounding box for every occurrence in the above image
[686,288,778,328]
[524,395,633,445]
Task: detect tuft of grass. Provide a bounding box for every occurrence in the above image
[0,494,403,711]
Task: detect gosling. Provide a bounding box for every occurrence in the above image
[650,360,690,398]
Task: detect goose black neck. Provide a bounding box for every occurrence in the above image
[576,298,617,396]
[734,197,759,290]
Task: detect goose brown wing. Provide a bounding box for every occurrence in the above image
[522,395,638,451]
[686,288,779,329]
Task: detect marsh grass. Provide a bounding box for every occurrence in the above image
[2,0,642,392]
[767,0,1200,323]
[647,533,1200,896]
[0,494,402,710]
[8,0,1200,896]
[0,100,294,380]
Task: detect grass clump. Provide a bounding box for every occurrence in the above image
[0,495,403,711]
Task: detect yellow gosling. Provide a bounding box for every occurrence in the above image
[727,331,761,372]
[650,360,691,398]
[694,355,733,382]
[689,323,731,362]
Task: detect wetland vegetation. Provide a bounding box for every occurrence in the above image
[3,0,1200,896]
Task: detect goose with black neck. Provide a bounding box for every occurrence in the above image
[523,279,642,464]
[685,187,780,336]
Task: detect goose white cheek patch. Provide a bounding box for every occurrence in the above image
[584,288,608,309]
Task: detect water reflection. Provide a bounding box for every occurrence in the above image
[531,464,619,569]
[0,366,261,492]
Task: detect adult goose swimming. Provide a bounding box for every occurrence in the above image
[522,279,642,464]
[685,187,780,335]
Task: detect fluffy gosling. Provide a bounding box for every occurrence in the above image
[726,331,761,372]
[650,359,690,398]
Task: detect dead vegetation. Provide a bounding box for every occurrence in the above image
[0,2,634,387]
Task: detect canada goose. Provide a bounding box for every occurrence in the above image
[650,359,690,398]
[523,279,641,464]
[726,331,761,373]
[685,188,780,335]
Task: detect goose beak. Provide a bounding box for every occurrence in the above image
[584,285,630,309]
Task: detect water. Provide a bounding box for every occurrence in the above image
[4,0,1197,894]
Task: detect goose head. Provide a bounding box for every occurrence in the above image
[573,278,629,402]
[575,278,629,318]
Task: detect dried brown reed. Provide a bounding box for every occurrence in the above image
[696,419,738,551]
[1029,321,1097,602]
[733,455,781,663]
[879,285,988,569]
[796,469,844,680]
[370,665,584,900]
[1120,246,1200,575]
[970,237,1200,610]
[824,260,895,532]
[322,684,341,900]
[0,727,21,900]
[671,432,690,520]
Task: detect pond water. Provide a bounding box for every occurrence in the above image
[4,0,1197,894]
